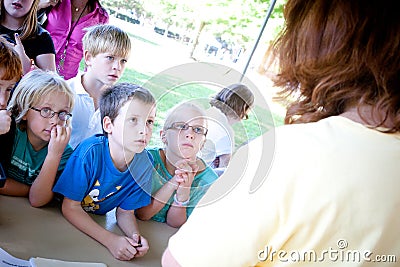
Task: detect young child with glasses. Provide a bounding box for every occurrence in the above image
[0,69,74,207]
[53,83,155,261]
[136,102,218,228]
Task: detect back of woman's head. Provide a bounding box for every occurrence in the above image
[271,0,400,131]
[210,83,254,120]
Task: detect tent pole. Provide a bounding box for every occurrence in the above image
[240,0,277,82]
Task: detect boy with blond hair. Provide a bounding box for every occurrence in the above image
[68,24,131,149]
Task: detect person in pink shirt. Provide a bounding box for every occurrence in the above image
[39,0,108,79]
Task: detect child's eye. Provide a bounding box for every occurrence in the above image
[129,117,137,123]
[41,108,52,116]
[147,119,154,126]
[121,59,127,64]
[106,56,114,61]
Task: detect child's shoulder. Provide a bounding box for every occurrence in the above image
[146,147,160,156]
[134,148,155,165]
[73,134,107,155]
[145,147,163,163]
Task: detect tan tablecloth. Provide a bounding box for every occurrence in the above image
[0,195,178,267]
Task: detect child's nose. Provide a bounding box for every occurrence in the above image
[49,114,60,124]
[0,94,7,109]
[185,129,195,139]
[112,60,121,70]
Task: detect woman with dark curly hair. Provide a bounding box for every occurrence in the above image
[162,0,400,266]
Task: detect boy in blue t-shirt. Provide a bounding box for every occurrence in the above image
[53,83,156,261]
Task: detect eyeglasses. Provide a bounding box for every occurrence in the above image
[30,107,72,121]
[166,122,208,135]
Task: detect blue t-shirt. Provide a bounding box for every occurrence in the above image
[147,147,218,223]
[53,134,153,215]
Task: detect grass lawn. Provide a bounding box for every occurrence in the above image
[80,22,285,148]
[118,66,284,147]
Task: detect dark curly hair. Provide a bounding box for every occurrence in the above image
[270,0,400,132]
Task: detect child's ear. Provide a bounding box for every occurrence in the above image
[200,138,206,150]
[83,50,93,67]
[160,130,167,144]
[103,116,113,134]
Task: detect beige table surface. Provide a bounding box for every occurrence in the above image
[0,195,178,267]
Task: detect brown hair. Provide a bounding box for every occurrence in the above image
[0,36,22,80]
[210,83,254,120]
[270,0,400,132]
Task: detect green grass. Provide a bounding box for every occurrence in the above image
[117,66,284,147]
[79,40,285,148]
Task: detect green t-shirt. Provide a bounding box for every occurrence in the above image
[7,127,73,185]
[147,147,218,223]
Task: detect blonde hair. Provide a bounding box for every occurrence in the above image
[0,0,39,40]
[83,24,131,58]
[163,102,207,132]
[7,69,74,125]
[0,36,22,80]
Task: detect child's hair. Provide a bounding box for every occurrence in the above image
[82,24,131,59]
[0,0,39,40]
[210,83,254,120]
[100,83,155,135]
[0,36,22,80]
[7,69,74,126]
[163,102,207,132]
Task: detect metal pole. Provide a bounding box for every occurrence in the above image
[240,0,277,82]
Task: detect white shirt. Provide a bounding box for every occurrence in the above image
[68,73,103,149]
[169,116,400,266]
[200,107,234,165]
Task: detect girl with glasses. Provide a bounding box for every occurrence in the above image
[0,69,74,207]
[136,102,218,228]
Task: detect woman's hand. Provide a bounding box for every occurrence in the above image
[38,0,60,10]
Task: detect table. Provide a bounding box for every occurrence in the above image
[0,195,178,267]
